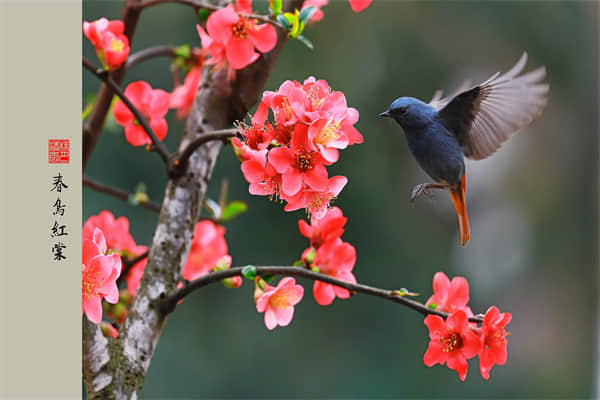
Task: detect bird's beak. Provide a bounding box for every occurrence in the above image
[379,110,391,118]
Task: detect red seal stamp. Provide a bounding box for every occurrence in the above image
[48,139,70,164]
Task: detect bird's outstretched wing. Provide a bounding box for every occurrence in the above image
[428,80,472,111]
[434,52,549,160]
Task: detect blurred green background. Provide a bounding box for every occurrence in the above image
[84,0,598,397]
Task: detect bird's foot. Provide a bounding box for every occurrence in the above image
[410,183,452,202]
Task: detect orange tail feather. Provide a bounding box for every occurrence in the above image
[449,175,470,246]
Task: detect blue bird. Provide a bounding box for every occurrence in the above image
[380,52,549,246]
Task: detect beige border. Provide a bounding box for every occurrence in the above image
[0,1,81,397]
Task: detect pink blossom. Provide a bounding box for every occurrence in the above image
[197,24,227,69]
[256,277,304,330]
[312,237,356,306]
[82,210,136,255]
[113,81,170,146]
[478,306,511,380]
[302,0,328,23]
[298,206,347,249]
[269,124,330,197]
[426,272,473,316]
[170,64,203,119]
[284,175,347,219]
[83,18,129,70]
[125,245,148,295]
[423,310,481,381]
[182,221,230,281]
[348,0,372,12]
[83,18,124,49]
[202,3,277,70]
[82,228,122,324]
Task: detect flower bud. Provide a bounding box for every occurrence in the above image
[222,276,242,289]
[100,322,118,338]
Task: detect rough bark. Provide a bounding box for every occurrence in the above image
[83,1,302,398]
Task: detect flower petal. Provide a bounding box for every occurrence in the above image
[226,38,259,70]
[249,23,277,53]
[206,4,237,43]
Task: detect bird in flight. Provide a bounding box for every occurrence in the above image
[379,52,549,246]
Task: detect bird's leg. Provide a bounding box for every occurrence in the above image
[410,183,452,202]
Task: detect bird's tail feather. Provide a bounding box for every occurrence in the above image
[449,175,470,246]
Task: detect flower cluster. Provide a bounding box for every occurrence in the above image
[299,207,356,305]
[423,272,511,381]
[197,0,277,73]
[82,227,122,323]
[113,81,170,147]
[302,0,373,23]
[83,18,130,70]
[235,77,363,218]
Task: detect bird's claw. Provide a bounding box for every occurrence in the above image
[410,184,434,202]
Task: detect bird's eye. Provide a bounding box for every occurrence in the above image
[398,107,407,114]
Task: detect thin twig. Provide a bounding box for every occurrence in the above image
[121,250,150,279]
[83,176,161,213]
[169,129,239,177]
[126,45,176,69]
[82,57,171,165]
[126,45,205,69]
[135,0,286,30]
[160,266,485,323]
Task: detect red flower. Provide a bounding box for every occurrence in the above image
[423,310,481,381]
[256,277,304,330]
[302,0,328,23]
[197,24,227,69]
[284,175,347,219]
[312,238,356,306]
[83,18,129,70]
[478,306,511,380]
[425,271,473,315]
[83,18,123,48]
[100,31,130,70]
[269,124,330,197]
[348,0,372,12]
[82,210,136,255]
[125,245,148,295]
[182,221,230,281]
[113,81,170,146]
[237,106,274,151]
[202,3,277,70]
[170,65,203,119]
[82,228,122,323]
[298,206,347,249]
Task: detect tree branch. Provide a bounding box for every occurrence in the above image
[83,176,162,213]
[169,128,239,177]
[160,266,485,323]
[134,0,287,30]
[82,57,171,165]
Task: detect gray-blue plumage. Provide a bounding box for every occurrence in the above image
[381,97,465,186]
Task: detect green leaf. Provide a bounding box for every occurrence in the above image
[292,260,304,267]
[298,6,317,25]
[310,266,320,273]
[198,9,210,20]
[427,303,437,309]
[276,14,290,30]
[221,200,248,221]
[241,265,257,280]
[262,274,274,284]
[269,0,282,15]
[174,44,191,59]
[296,35,314,50]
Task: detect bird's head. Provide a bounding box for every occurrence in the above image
[379,97,435,129]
